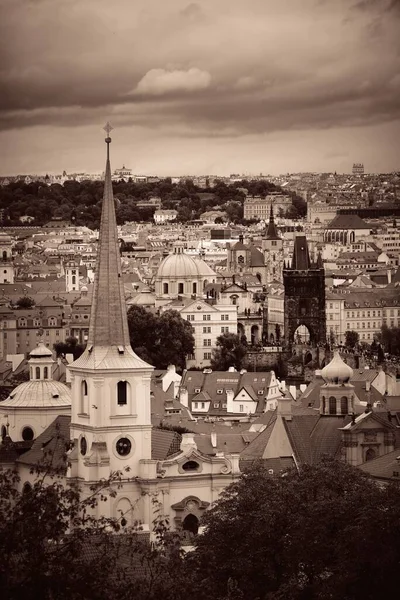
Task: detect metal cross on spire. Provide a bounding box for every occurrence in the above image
[103,122,113,159]
[103,122,113,137]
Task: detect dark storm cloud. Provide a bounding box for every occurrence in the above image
[0,0,399,176]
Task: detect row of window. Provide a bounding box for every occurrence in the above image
[3,330,60,339]
[80,380,128,413]
[186,314,231,322]
[163,283,198,294]
[346,309,400,318]
[346,321,396,330]
[17,318,60,327]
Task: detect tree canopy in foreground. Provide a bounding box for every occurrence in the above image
[189,457,400,600]
[1,456,399,600]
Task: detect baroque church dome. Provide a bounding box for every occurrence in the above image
[157,251,203,279]
[321,351,353,384]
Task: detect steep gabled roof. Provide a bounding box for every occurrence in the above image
[326,214,371,230]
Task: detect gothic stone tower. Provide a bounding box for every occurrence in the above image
[262,205,283,283]
[283,235,326,349]
[68,124,153,517]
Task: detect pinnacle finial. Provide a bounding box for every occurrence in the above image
[103,122,113,139]
[103,122,113,159]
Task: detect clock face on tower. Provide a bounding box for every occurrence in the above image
[116,437,132,456]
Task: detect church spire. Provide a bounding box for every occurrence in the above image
[265,204,280,240]
[86,123,130,349]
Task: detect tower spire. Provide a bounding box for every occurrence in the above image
[265,204,280,240]
[86,124,130,349]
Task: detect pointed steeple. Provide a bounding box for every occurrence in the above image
[86,124,130,349]
[71,126,150,370]
[291,235,312,270]
[265,204,280,240]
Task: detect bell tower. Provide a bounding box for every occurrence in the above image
[68,124,153,498]
[283,235,326,349]
[0,233,14,284]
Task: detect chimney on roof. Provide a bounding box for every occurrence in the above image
[277,395,292,421]
[366,381,371,392]
[180,432,197,454]
[387,268,392,284]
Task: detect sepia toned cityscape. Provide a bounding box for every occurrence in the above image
[0,1,399,599]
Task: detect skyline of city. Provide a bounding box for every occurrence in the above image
[1,0,399,176]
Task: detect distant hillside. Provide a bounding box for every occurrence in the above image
[0,178,306,228]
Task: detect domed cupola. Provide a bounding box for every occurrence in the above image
[0,342,71,442]
[128,287,156,307]
[155,242,216,302]
[319,351,354,416]
[29,341,55,381]
[321,351,353,384]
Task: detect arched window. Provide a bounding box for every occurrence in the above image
[321,396,326,414]
[163,282,169,294]
[329,396,337,415]
[72,275,76,285]
[193,282,197,294]
[230,295,238,305]
[178,282,184,294]
[117,381,128,406]
[22,426,34,441]
[35,367,40,380]
[2,251,6,260]
[81,380,88,414]
[1,425,6,440]
[340,396,348,414]
[365,448,376,462]
[43,366,48,379]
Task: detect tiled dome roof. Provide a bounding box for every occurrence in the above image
[2,380,71,408]
[157,253,203,279]
[29,342,53,358]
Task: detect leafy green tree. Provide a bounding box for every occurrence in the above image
[188,457,400,600]
[154,310,195,370]
[378,324,400,356]
[0,447,189,600]
[345,329,359,349]
[14,296,35,309]
[210,333,247,371]
[53,336,85,360]
[127,306,194,370]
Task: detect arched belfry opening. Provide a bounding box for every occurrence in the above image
[182,513,199,536]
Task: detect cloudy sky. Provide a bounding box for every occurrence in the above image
[1,0,399,176]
